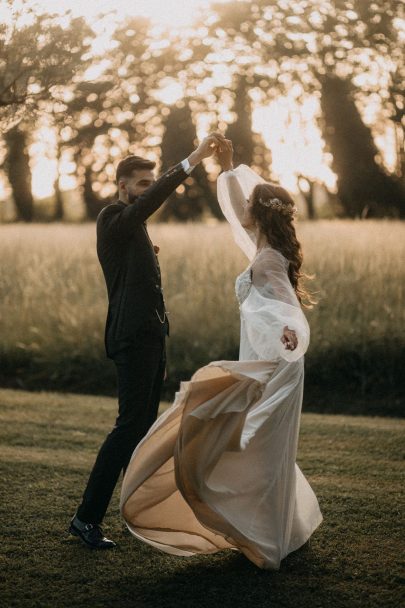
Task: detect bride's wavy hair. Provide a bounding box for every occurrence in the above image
[249,183,317,308]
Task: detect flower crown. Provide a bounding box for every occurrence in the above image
[258,197,297,215]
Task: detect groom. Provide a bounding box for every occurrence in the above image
[69,133,225,548]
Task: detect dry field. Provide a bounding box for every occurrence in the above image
[0,220,404,414]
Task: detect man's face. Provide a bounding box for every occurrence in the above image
[121,169,155,203]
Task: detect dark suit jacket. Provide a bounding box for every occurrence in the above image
[97,162,188,358]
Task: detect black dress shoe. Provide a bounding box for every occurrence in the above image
[68,514,116,549]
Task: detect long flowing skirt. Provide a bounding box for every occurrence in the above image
[120,358,323,570]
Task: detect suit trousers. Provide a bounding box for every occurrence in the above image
[77,328,166,524]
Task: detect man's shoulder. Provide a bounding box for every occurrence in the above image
[97,200,125,221]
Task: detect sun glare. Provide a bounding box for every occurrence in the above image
[25,0,220,27]
[4,1,398,204]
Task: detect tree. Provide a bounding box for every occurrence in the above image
[320,74,405,217]
[223,76,272,179]
[51,79,120,219]
[158,101,221,221]
[352,0,405,182]
[4,125,33,221]
[179,12,273,181]
[53,138,64,220]
[297,175,317,219]
[0,2,93,132]
[224,77,255,167]
[0,3,93,220]
[49,17,171,219]
[208,0,405,216]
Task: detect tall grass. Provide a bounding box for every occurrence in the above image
[0,221,404,415]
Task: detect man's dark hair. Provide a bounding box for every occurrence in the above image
[116,155,156,185]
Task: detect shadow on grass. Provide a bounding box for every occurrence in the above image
[59,533,338,608]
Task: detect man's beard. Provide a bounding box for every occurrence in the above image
[128,192,138,205]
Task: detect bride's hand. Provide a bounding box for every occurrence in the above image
[187,132,225,167]
[215,139,233,171]
[281,326,298,350]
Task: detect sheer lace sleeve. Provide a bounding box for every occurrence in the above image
[240,248,310,362]
[217,164,266,261]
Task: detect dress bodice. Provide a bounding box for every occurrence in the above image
[235,266,252,305]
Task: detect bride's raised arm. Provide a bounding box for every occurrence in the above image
[217,164,266,261]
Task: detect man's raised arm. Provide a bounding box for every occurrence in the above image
[100,133,225,239]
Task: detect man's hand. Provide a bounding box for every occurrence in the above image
[281,326,298,351]
[215,138,233,171]
[187,133,225,167]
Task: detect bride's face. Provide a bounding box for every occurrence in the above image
[241,200,255,229]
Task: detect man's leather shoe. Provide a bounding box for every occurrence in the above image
[68,514,116,549]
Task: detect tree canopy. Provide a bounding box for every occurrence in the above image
[0,1,93,131]
[0,1,403,220]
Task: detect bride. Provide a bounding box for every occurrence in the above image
[120,139,323,570]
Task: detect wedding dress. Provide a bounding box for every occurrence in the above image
[120,164,323,570]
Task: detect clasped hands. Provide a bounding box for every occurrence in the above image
[188,132,234,171]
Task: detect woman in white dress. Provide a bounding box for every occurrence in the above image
[120,140,323,570]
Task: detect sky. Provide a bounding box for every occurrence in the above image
[12,0,224,26]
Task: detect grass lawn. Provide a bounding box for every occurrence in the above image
[0,388,403,608]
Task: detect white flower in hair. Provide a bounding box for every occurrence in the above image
[258,197,297,215]
[259,196,283,209]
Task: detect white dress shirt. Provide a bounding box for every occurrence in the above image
[180,158,195,175]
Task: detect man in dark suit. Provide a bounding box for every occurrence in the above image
[69,133,225,548]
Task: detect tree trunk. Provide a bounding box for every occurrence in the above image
[298,176,316,219]
[4,126,34,222]
[53,176,64,221]
[393,122,405,183]
[83,165,102,220]
[53,148,64,220]
[159,102,221,221]
[320,74,405,218]
[225,77,254,167]
[224,75,272,179]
